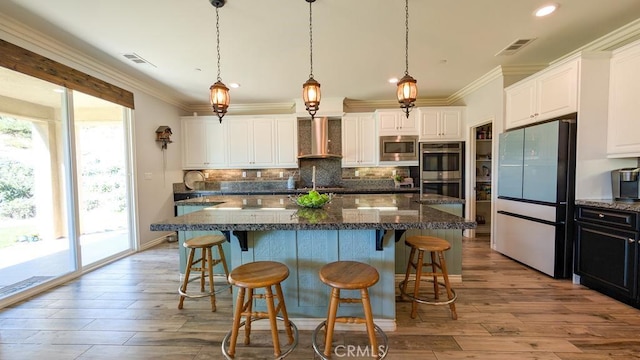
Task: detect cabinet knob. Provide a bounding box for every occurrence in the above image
[629,238,636,243]
[598,214,605,218]
[534,113,539,116]
[530,115,535,118]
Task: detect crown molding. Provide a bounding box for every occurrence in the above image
[0,13,188,111]
[552,18,640,65]
[188,102,295,116]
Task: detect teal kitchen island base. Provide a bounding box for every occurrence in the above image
[155,194,474,331]
[229,229,396,330]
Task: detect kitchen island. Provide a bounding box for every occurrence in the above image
[151,193,474,330]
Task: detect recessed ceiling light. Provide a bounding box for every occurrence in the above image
[53,88,64,93]
[534,3,559,17]
[229,83,240,88]
[388,77,399,84]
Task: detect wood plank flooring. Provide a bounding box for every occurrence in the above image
[1,238,640,359]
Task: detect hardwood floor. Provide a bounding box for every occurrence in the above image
[1,237,640,359]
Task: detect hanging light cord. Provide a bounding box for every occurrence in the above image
[308,1,314,79]
[404,0,409,76]
[216,6,222,82]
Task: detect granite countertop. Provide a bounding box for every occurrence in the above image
[153,193,475,232]
[576,199,640,212]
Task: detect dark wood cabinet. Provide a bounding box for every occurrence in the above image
[575,206,639,306]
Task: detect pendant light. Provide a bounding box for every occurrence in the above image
[209,0,230,123]
[302,0,321,118]
[396,0,417,118]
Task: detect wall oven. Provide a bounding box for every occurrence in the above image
[420,142,464,198]
[379,135,418,162]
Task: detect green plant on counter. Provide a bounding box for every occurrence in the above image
[294,190,331,208]
[393,174,404,182]
[295,208,328,223]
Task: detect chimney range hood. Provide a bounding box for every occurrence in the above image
[298,116,342,159]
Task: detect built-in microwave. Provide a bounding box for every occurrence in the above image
[379,135,418,162]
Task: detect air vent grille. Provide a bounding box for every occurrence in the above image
[495,38,536,56]
[122,53,156,67]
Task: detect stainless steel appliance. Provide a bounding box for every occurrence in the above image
[420,142,464,198]
[611,167,640,201]
[495,114,577,279]
[379,135,418,162]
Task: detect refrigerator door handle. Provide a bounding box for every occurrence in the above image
[497,210,565,226]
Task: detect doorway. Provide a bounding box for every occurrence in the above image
[470,121,493,238]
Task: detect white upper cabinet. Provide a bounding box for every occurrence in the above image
[181,115,297,169]
[182,116,226,169]
[505,60,578,129]
[342,113,377,167]
[376,109,418,135]
[607,40,640,157]
[274,116,298,168]
[227,117,275,168]
[418,107,464,141]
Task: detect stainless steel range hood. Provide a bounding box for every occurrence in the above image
[298,116,342,159]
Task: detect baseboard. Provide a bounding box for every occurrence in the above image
[140,234,171,251]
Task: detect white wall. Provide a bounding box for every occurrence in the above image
[133,92,184,247]
[461,75,504,243]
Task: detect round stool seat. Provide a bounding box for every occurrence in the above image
[183,234,226,249]
[406,235,451,252]
[319,261,379,289]
[228,261,289,289]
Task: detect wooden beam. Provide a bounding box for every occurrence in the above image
[0,39,134,109]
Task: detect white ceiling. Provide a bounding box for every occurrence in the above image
[1,0,640,109]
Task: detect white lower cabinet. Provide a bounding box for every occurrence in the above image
[607,40,640,157]
[181,116,226,169]
[342,113,377,167]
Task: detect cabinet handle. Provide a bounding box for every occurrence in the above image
[629,238,636,243]
[534,113,539,116]
[530,115,535,118]
[598,213,605,218]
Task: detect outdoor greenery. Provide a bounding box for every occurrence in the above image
[0,116,35,220]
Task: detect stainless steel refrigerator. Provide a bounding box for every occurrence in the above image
[495,114,577,278]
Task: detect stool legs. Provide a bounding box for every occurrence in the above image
[227,284,295,358]
[361,288,378,356]
[275,283,295,345]
[178,248,197,310]
[438,251,457,320]
[323,288,340,357]
[402,247,457,320]
[217,243,231,294]
[228,287,245,357]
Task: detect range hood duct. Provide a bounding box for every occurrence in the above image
[298,117,342,159]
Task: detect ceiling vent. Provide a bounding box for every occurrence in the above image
[122,53,156,67]
[495,38,536,56]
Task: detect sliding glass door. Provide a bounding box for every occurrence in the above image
[73,92,133,267]
[0,67,134,302]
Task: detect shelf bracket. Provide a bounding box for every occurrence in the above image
[222,230,248,251]
[375,230,385,251]
[395,229,407,243]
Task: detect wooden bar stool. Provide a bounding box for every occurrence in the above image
[312,261,388,359]
[399,235,457,320]
[178,234,230,312]
[222,261,298,359]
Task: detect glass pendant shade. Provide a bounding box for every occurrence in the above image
[397,74,417,117]
[302,77,321,116]
[210,80,230,123]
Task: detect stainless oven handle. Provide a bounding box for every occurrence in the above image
[421,150,462,154]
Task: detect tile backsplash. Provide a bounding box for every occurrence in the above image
[195,166,413,183]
